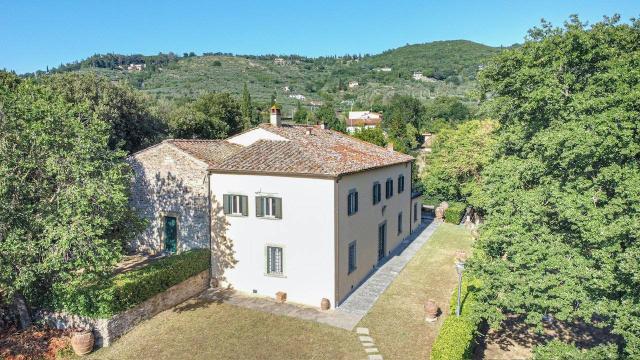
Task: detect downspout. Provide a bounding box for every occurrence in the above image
[207,171,214,286]
[334,177,340,308]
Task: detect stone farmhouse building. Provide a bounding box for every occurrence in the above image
[346,111,383,134]
[129,107,422,308]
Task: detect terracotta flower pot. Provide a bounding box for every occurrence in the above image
[71,329,94,356]
[424,299,439,322]
[435,206,445,220]
[455,250,467,263]
[320,298,331,310]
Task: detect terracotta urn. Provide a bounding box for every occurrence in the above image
[455,250,467,263]
[424,299,439,322]
[435,206,445,220]
[439,201,449,211]
[275,291,287,303]
[320,298,331,310]
[71,329,94,356]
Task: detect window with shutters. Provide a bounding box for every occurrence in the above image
[256,196,282,219]
[398,175,405,193]
[372,182,381,205]
[398,212,403,234]
[348,241,357,274]
[385,178,393,199]
[347,189,358,216]
[266,246,284,276]
[223,194,248,216]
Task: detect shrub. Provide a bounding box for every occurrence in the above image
[444,202,466,224]
[50,249,210,318]
[533,340,619,360]
[431,279,481,360]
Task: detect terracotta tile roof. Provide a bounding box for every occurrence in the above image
[165,139,243,166]
[212,124,414,177]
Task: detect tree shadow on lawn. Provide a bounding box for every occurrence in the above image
[474,314,622,359]
[172,288,235,313]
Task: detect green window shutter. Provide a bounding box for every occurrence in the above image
[347,193,352,215]
[241,195,249,216]
[223,194,231,214]
[275,198,282,219]
[354,191,358,213]
[256,196,264,217]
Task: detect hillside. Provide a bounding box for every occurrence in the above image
[45,40,504,112]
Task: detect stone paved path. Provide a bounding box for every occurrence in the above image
[335,216,438,322]
[198,215,438,331]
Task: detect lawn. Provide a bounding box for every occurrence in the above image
[79,299,362,360]
[358,223,474,360]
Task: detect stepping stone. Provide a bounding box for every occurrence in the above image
[356,327,369,335]
[362,342,375,347]
[359,336,374,342]
[368,355,383,360]
[365,348,379,353]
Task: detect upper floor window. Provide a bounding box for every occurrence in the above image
[372,182,381,205]
[385,178,394,199]
[256,196,282,219]
[223,194,248,216]
[348,189,359,216]
[398,175,405,193]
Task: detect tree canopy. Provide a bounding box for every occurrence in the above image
[421,119,497,204]
[40,72,166,153]
[169,92,242,139]
[0,78,143,325]
[470,16,640,357]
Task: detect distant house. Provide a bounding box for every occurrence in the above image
[274,58,287,66]
[127,63,145,71]
[348,81,359,88]
[412,71,424,81]
[128,107,420,309]
[375,67,392,72]
[308,100,323,110]
[288,94,306,101]
[283,86,291,92]
[346,111,383,134]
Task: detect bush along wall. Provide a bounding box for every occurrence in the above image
[49,249,210,318]
[444,202,467,224]
[431,278,482,360]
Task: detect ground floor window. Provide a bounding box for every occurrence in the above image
[266,246,284,275]
[398,212,403,234]
[378,222,387,261]
[348,241,357,274]
[414,202,418,222]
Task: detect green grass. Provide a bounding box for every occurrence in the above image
[80,300,362,360]
[358,223,474,360]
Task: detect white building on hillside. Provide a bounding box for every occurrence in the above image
[129,107,421,309]
[346,111,383,134]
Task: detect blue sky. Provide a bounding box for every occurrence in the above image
[1,0,639,74]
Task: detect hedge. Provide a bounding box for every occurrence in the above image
[431,279,481,360]
[444,202,467,224]
[50,249,210,318]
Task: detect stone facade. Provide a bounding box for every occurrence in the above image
[129,143,210,254]
[37,270,210,348]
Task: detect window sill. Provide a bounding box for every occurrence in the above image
[264,273,287,278]
[226,214,247,217]
[257,216,281,220]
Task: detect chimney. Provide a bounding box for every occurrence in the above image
[386,141,394,151]
[270,105,281,127]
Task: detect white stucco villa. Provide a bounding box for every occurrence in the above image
[129,107,422,309]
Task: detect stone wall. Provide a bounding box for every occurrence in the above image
[128,143,210,254]
[37,270,210,348]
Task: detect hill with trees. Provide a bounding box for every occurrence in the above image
[26,40,504,113]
